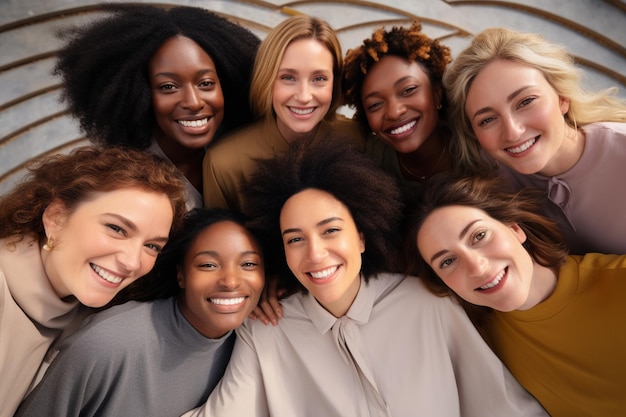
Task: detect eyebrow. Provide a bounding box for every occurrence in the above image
[193,250,260,259]
[363,75,415,101]
[152,68,217,79]
[107,213,169,243]
[282,216,343,236]
[428,219,481,264]
[471,85,531,120]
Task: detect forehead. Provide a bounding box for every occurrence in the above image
[362,55,431,92]
[280,189,352,226]
[420,205,490,234]
[281,38,333,66]
[188,221,258,252]
[149,36,216,70]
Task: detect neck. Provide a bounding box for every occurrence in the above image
[154,135,204,192]
[397,127,452,181]
[518,263,558,311]
[539,125,585,177]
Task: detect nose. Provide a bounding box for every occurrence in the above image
[181,86,204,111]
[386,97,406,120]
[464,252,488,279]
[117,243,143,274]
[218,264,242,290]
[307,236,327,263]
[502,113,525,142]
[295,81,312,103]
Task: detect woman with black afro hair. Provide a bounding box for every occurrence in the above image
[55,4,260,210]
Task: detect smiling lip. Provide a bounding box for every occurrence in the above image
[177,117,209,128]
[476,267,507,292]
[90,263,124,285]
[207,295,249,312]
[506,137,537,155]
[306,265,339,284]
[386,119,417,136]
[289,106,315,116]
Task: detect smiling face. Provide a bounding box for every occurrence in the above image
[149,36,225,151]
[42,188,174,307]
[177,220,264,339]
[272,38,334,143]
[465,59,577,176]
[416,205,540,312]
[361,55,441,154]
[280,188,364,317]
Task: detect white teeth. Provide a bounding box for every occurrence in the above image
[389,120,416,135]
[480,270,505,290]
[309,266,337,279]
[289,107,314,115]
[91,264,123,284]
[210,297,245,305]
[178,118,208,127]
[506,137,536,154]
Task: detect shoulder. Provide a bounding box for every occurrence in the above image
[582,121,626,137]
[210,120,264,153]
[64,301,155,351]
[568,253,626,272]
[326,115,366,148]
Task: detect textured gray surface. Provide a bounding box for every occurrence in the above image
[1,0,624,194]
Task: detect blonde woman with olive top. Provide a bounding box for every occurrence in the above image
[203,15,363,212]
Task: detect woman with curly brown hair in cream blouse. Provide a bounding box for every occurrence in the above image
[0,147,186,417]
[182,139,547,417]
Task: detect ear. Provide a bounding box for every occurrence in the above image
[42,199,68,238]
[559,96,570,115]
[176,267,186,289]
[359,232,365,254]
[509,223,527,244]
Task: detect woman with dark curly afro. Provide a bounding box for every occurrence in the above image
[55,4,260,210]
[181,139,548,417]
[343,22,455,202]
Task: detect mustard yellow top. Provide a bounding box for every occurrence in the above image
[482,253,626,417]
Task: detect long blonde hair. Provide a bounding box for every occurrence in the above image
[443,27,626,174]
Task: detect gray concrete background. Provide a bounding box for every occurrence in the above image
[1,0,624,194]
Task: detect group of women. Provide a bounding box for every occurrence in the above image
[1,3,625,417]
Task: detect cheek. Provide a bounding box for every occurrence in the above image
[320,85,334,105]
[365,112,380,131]
[151,95,173,117]
[139,255,158,276]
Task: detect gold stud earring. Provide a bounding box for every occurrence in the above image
[43,236,54,251]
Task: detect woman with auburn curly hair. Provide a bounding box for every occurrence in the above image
[15,208,265,417]
[343,22,455,202]
[0,146,186,417]
[55,5,260,210]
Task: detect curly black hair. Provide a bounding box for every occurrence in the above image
[343,21,451,127]
[241,138,404,294]
[55,4,260,149]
